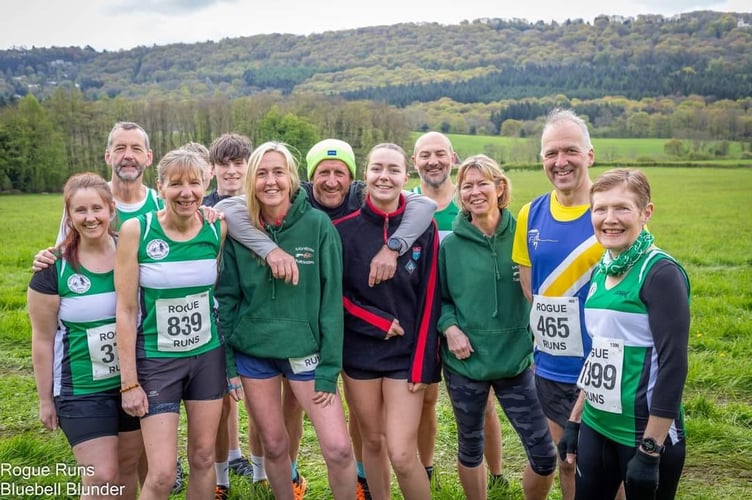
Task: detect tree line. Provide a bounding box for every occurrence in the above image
[341,61,752,106]
[404,94,752,141]
[1,88,750,193]
[0,90,409,193]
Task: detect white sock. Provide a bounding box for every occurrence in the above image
[215,461,229,487]
[228,448,242,462]
[251,454,267,482]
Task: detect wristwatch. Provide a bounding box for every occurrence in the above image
[639,437,665,454]
[386,237,402,252]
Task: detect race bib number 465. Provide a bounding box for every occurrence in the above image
[577,337,624,414]
[530,295,584,357]
[155,292,212,352]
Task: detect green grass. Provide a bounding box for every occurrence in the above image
[1,167,752,498]
[408,133,752,166]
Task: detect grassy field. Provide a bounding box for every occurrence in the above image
[1,166,751,499]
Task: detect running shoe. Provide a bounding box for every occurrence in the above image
[171,460,185,494]
[356,475,372,500]
[426,465,440,491]
[292,472,308,500]
[228,456,254,477]
[214,484,229,500]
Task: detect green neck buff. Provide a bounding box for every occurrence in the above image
[598,229,655,277]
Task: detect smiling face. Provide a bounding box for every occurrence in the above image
[68,187,115,242]
[591,184,653,257]
[366,146,408,212]
[254,151,291,214]
[413,132,454,189]
[105,127,152,183]
[159,170,205,218]
[156,150,208,219]
[540,120,594,199]
[459,167,503,219]
[311,159,353,209]
[213,158,248,197]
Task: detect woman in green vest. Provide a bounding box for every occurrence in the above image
[115,149,228,500]
[560,168,690,500]
[28,172,143,499]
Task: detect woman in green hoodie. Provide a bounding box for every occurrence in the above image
[438,155,556,500]
[215,142,355,500]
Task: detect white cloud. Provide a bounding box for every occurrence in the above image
[1,0,748,51]
[104,0,238,15]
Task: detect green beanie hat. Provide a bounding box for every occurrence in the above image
[305,139,356,180]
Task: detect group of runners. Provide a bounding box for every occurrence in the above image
[28,109,689,500]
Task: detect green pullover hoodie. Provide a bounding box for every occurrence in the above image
[216,189,344,393]
[438,208,532,381]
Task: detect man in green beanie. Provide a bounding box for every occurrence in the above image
[215,138,436,499]
[217,137,436,286]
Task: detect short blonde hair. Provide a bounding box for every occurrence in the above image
[455,154,512,212]
[156,149,209,186]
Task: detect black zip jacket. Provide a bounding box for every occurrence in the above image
[334,194,441,384]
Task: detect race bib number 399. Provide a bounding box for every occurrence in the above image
[155,292,212,352]
[86,323,120,380]
[577,337,624,414]
[530,295,584,357]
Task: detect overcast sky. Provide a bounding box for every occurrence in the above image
[3,0,748,51]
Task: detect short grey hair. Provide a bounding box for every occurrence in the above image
[540,108,592,154]
[107,121,150,150]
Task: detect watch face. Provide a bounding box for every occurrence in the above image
[641,438,662,453]
[387,238,400,251]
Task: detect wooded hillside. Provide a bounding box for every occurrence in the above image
[1,11,750,105]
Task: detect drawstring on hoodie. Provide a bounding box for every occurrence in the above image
[265,223,282,300]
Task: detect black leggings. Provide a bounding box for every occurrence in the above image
[575,422,685,500]
[444,368,556,476]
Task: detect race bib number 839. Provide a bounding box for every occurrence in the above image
[155,292,212,352]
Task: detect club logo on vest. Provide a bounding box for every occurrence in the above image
[146,239,170,260]
[67,274,91,294]
[528,229,558,249]
[405,260,416,274]
[412,246,422,261]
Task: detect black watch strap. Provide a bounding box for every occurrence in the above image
[640,437,665,454]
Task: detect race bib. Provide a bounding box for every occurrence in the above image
[289,353,320,374]
[577,337,624,414]
[86,323,120,380]
[530,295,584,357]
[155,292,212,352]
